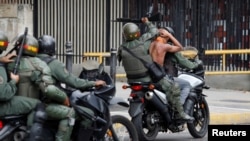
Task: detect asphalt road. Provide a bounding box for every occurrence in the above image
[110,81,250,141]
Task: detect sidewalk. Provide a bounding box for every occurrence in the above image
[113,81,250,125]
[203,88,250,124]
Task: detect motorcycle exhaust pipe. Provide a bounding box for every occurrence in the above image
[145,91,172,125]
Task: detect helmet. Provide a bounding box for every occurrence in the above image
[38,35,56,55]
[0,31,9,53]
[163,26,175,36]
[15,34,39,56]
[122,23,140,41]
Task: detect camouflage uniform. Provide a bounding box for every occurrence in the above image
[37,35,98,140]
[118,20,192,120]
[0,62,40,125]
[0,31,40,127]
[164,50,201,105]
[7,35,75,141]
[37,53,95,128]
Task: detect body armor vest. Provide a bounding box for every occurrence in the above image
[121,41,152,79]
[8,57,53,99]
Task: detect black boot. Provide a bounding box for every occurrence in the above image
[175,100,194,121]
[76,128,93,141]
[25,103,47,141]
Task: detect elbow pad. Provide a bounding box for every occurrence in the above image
[44,85,68,104]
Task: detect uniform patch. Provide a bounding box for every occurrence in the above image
[0,76,4,84]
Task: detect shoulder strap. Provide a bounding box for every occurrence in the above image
[39,56,56,64]
[122,45,148,65]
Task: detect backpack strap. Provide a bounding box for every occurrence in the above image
[39,56,56,64]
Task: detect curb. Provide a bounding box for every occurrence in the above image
[210,112,250,125]
[111,111,250,125]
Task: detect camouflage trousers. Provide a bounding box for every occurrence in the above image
[158,75,182,110]
[0,96,40,126]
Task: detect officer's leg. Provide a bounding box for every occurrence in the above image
[159,77,194,121]
[0,96,41,140]
[46,104,76,141]
[75,106,95,140]
[170,83,194,121]
[0,96,40,116]
[0,96,40,127]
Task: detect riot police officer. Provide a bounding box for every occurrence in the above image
[0,31,40,129]
[7,34,75,141]
[36,34,106,140]
[117,17,194,121]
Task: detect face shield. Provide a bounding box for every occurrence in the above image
[0,33,23,57]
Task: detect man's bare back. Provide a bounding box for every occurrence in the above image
[149,40,169,66]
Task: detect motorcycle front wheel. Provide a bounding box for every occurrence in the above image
[104,115,138,141]
[187,98,210,138]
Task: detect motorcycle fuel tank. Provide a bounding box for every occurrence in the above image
[178,73,203,88]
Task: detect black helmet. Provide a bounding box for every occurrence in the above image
[38,35,56,56]
[122,23,140,41]
[15,34,39,56]
[0,31,9,53]
[164,26,175,36]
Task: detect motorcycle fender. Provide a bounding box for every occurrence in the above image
[128,102,143,118]
[0,124,19,140]
[109,97,129,108]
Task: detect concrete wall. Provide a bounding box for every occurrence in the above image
[0,4,33,49]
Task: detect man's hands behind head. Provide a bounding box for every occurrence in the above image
[158,28,171,38]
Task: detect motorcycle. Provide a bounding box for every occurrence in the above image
[0,60,138,141]
[122,48,210,141]
[71,60,139,141]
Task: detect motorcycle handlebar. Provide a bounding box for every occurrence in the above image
[96,116,107,125]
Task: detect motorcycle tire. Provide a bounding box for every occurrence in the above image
[107,115,139,141]
[2,130,26,141]
[187,98,210,138]
[132,112,159,141]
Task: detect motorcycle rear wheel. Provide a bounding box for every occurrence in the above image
[104,115,138,141]
[2,130,26,141]
[187,98,210,138]
[132,112,159,141]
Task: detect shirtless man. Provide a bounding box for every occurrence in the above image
[150,27,200,106]
[149,28,183,66]
[149,28,195,121]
